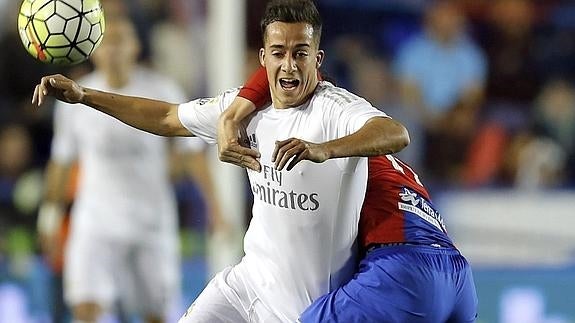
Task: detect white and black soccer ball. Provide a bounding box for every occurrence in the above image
[18,0,105,65]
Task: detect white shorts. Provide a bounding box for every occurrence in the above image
[64,229,180,317]
[178,265,284,323]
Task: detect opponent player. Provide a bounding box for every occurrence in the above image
[32,0,410,321]
[37,14,223,323]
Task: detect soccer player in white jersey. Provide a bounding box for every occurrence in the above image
[32,0,410,321]
[36,14,223,323]
[220,65,479,322]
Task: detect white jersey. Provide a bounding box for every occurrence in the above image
[178,81,387,321]
[51,67,205,240]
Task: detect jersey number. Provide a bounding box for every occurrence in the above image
[385,155,424,187]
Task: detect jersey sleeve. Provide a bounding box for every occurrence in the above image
[177,88,239,145]
[338,100,389,137]
[318,85,389,138]
[50,102,79,164]
[156,74,208,152]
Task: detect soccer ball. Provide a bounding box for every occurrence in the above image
[18,0,105,65]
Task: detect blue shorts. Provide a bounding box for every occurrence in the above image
[299,245,478,323]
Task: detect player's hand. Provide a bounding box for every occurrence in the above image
[32,74,84,106]
[37,203,65,267]
[217,114,261,172]
[272,138,330,171]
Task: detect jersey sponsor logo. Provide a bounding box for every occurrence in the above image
[262,164,282,185]
[251,164,320,211]
[398,188,446,232]
[251,182,320,211]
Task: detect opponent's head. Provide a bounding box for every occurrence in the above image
[259,0,324,108]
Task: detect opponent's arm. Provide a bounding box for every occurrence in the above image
[216,67,268,171]
[33,74,190,137]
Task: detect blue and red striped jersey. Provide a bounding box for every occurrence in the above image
[359,155,454,250]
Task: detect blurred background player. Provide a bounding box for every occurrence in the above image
[36,9,223,323]
[393,0,487,185]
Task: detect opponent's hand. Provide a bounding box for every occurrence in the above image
[32,74,84,106]
[272,138,330,171]
[217,115,261,172]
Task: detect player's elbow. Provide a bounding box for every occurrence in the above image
[374,117,410,154]
[370,117,410,155]
[158,107,191,137]
[393,122,410,153]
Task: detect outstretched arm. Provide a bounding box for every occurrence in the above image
[33,74,191,137]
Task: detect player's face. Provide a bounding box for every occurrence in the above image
[260,22,324,109]
[91,19,140,83]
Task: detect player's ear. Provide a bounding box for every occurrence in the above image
[315,50,324,69]
[259,48,266,67]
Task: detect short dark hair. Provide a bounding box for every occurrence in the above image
[260,0,322,45]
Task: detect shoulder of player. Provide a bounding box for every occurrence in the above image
[181,87,239,109]
[312,81,369,110]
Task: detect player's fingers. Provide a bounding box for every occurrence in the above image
[272,138,297,163]
[222,153,261,171]
[219,151,245,163]
[38,84,46,106]
[37,77,54,105]
[275,144,302,171]
[244,158,262,172]
[286,152,306,171]
[219,144,260,161]
[49,76,66,90]
[225,145,261,158]
[40,76,52,92]
[272,138,295,162]
[233,156,261,172]
[238,152,261,171]
[32,85,39,105]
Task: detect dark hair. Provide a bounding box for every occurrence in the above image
[260,0,322,45]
